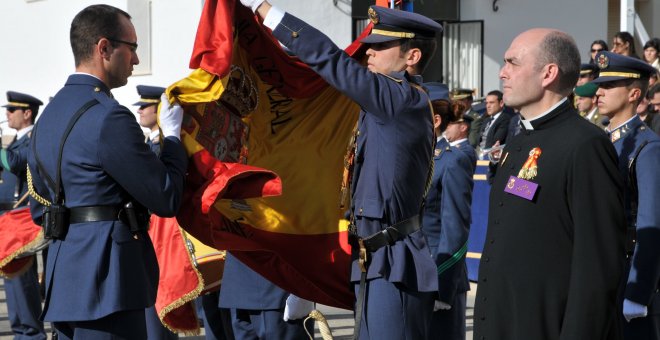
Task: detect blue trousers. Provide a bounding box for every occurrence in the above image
[5,257,45,340]
[428,292,466,340]
[54,309,147,340]
[353,278,434,340]
[145,305,178,340]
[230,308,312,340]
[198,291,234,340]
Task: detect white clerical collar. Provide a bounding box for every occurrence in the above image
[449,138,468,147]
[16,125,33,140]
[520,97,567,130]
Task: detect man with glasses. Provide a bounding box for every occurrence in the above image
[1,91,46,340]
[27,5,187,338]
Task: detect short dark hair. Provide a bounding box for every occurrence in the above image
[70,5,131,66]
[643,38,660,52]
[487,90,503,101]
[647,82,660,99]
[27,106,39,124]
[432,100,453,132]
[536,31,581,95]
[400,37,438,74]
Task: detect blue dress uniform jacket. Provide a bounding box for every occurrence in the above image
[453,139,477,172]
[423,138,474,339]
[270,11,437,339]
[220,253,308,340]
[1,133,46,339]
[474,100,626,340]
[610,116,660,339]
[27,74,188,322]
[271,12,437,294]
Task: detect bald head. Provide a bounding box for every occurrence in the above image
[518,29,581,94]
[500,29,580,115]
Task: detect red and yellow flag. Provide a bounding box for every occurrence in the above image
[0,207,44,278]
[169,0,386,310]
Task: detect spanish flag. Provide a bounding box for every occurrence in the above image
[0,207,44,278]
[170,0,385,310]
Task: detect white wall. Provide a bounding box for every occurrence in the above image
[269,0,353,48]
[461,0,608,94]
[0,0,202,127]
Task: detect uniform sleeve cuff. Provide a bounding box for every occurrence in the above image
[263,6,285,31]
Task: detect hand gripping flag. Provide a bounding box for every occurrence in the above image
[169,0,389,311]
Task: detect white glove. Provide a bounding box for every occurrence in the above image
[283,294,314,321]
[239,0,266,12]
[158,94,183,140]
[623,299,648,322]
[433,300,451,312]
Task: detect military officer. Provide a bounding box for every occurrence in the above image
[445,100,477,170]
[574,82,604,126]
[1,91,46,339]
[240,1,442,338]
[27,5,187,339]
[577,63,599,86]
[134,85,166,155]
[132,86,179,340]
[592,51,660,340]
[474,29,626,340]
[423,83,474,340]
[451,88,483,147]
[219,254,313,339]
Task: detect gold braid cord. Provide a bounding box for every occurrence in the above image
[26,167,50,206]
[304,310,334,340]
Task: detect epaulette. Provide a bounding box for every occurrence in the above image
[91,87,116,107]
[434,146,451,157]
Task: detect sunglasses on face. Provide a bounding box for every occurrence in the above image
[6,108,23,113]
[591,48,603,53]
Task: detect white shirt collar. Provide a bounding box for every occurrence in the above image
[16,125,33,140]
[520,97,567,130]
[449,138,468,147]
[149,129,160,140]
[74,72,104,83]
[605,115,637,132]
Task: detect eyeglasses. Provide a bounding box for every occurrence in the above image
[6,108,23,113]
[591,48,603,53]
[107,37,138,52]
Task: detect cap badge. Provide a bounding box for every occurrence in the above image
[368,8,379,24]
[597,54,609,69]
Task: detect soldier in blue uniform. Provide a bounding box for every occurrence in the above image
[133,86,179,340]
[219,254,313,339]
[240,1,442,338]
[1,91,46,339]
[423,83,475,340]
[27,5,187,339]
[592,51,660,340]
[134,85,166,155]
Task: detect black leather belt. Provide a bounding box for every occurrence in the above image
[69,206,122,224]
[360,215,422,253]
